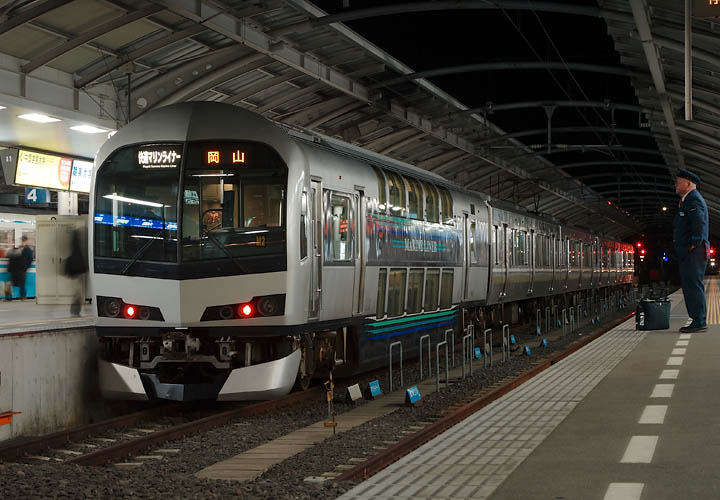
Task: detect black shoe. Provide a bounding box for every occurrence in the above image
[679,325,707,333]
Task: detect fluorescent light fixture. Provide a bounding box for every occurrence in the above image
[0,105,6,110]
[17,113,61,123]
[191,173,235,177]
[70,124,108,134]
[103,193,166,208]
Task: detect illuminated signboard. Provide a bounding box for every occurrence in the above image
[137,148,182,169]
[695,0,720,17]
[69,159,92,193]
[14,149,72,190]
[204,148,247,166]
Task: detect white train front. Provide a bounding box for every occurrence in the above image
[91,102,633,401]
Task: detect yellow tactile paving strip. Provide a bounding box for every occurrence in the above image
[706,278,720,325]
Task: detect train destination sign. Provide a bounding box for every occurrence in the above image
[137,149,181,168]
[695,0,720,17]
[205,149,246,166]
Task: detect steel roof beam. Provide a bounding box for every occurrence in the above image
[628,0,685,169]
[0,0,71,36]
[509,145,664,161]
[21,5,165,74]
[378,132,428,155]
[308,2,633,26]
[75,23,207,88]
[475,126,651,147]
[446,100,657,120]
[558,161,670,171]
[373,62,642,89]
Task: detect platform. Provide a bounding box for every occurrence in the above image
[338,279,720,500]
[0,299,94,335]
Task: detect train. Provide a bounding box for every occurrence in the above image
[91,102,634,401]
[0,212,36,299]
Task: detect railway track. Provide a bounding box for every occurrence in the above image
[0,387,323,466]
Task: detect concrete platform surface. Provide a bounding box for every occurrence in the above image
[0,300,93,335]
[339,280,720,500]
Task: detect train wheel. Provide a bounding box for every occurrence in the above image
[294,339,315,391]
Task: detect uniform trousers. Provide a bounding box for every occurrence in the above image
[678,246,709,326]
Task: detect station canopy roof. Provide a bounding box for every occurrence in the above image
[0,0,719,240]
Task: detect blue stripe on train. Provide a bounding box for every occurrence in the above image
[0,262,37,299]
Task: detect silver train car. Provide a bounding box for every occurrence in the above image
[92,102,634,401]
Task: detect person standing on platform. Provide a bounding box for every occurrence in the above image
[7,245,25,300]
[65,229,88,316]
[674,169,709,333]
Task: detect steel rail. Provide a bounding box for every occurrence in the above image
[66,386,324,466]
[334,311,634,481]
[0,403,184,462]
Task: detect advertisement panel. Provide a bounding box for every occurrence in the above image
[14,150,72,190]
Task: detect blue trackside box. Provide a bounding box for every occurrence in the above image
[368,380,382,398]
[524,345,532,356]
[405,385,422,406]
[474,347,482,359]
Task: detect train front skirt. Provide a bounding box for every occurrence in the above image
[98,348,301,401]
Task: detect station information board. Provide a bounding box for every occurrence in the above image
[13,149,92,193]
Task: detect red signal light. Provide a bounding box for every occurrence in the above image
[641,249,646,255]
[711,248,715,255]
[239,304,253,317]
[636,242,642,248]
[125,305,136,318]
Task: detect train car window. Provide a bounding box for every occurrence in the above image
[583,243,591,268]
[0,229,13,256]
[535,233,544,267]
[438,187,453,224]
[300,192,308,260]
[569,240,577,267]
[440,269,454,309]
[422,182,439,223]
[424,268,440,311]
[493,226,499,265]
[329,194,352,262]
[374,168,387,213]
[404,176,422,219]
[506,227,513,267]
[385,171,406,215]
[513,230,527,266]
[387,268,407,317]
[477,220,489,266]
[550,235,555,268]
[377,268,387,318]
[470,221,477,264]
[95,144,180,263]
[407,268,424,313]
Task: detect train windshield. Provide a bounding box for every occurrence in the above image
[180,141,287,263]
[94,144,180,263]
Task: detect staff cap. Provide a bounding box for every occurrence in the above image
[677,168,701,184]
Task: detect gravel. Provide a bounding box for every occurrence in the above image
[0,308,632,500]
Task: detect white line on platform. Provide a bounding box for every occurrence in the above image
[660,369,679,379]
[666,356,684,366]
[676,340,689,346]
[651,384,674,398]
[621,436,658,463]
[639,405,667,424]
[671,348,687,355]
[679,334,692,340]
[603,483,644,500]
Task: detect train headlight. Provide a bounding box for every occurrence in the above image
[257,296,280,316]
[104,298,121,318]
[97,296,164,321]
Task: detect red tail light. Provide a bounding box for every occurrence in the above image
[124,305,136,318]
[239,304,253,317]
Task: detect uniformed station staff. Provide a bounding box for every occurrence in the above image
[673,168,709,333]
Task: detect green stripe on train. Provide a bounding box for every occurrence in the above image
[367,316,455,335]
[367,309,456,328]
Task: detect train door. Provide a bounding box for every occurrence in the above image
[464,213,470,300]
[321,189,356,320]
[500,223,509,299]
[352,190,364,315]
[528,229,535,294]
[308,180,322,319]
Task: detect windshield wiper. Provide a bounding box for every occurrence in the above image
[203,230,248,274]
[121,228,166,275]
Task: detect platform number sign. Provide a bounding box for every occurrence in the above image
[25,187,49,204]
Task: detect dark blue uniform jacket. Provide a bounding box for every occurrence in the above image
[674,188,709,258]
